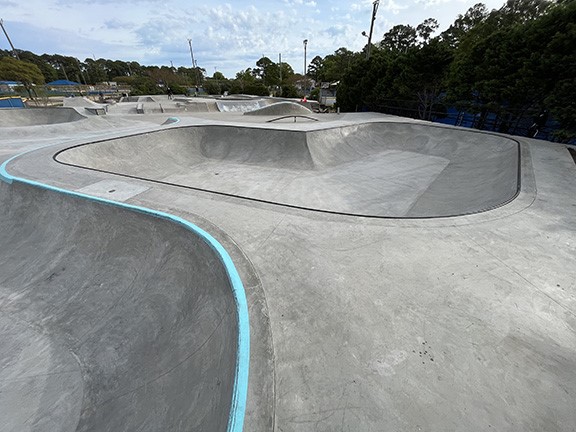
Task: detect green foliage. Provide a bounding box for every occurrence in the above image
[338,18,451,119]
[315,48,358,83]
[253,56,295,88]
[203,77,233,95]
[380,25,418,52]
[281,84,300,98]
[244,82,270,96]
[307,56,323,82]
[447,0,575,136]
[336,0,575,140]
[169,84,188,95]
[309,87,320,102]
[18,51,58,82]
[0,56,45,85]
[128,76,163,96]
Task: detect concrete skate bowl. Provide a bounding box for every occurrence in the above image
[0,182,240,431]
[55,122,520,218]
[244,101,313,116]
[0,107,86,127]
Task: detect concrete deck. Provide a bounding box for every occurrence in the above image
[0,103,575,431]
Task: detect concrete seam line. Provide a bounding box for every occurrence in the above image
[0,153,249,432]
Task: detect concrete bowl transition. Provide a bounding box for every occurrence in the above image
[0,181,238,431]
[56,122,520,218]
[0,107,86,127]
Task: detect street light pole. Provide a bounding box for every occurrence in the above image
[303,39,308,96]
[364,0,380,60]
[188,38,198,87]
[0,18,20,60]
[0,18,36,102]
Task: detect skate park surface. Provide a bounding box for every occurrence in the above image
[1,96,575,431]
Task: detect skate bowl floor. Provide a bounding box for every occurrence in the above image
[0,107,86,127]
[56,122,520,218]
[0,181,239,432]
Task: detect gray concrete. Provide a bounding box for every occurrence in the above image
[244,101,313,116]
[0,107,86,127]
[216,99,268,112]
[0,182,238,432]
[56,122,519,217]
[1,102,575,432]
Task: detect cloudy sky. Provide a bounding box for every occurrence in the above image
[1,0,505,78]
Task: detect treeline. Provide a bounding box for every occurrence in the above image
[0,49,304,98]
[0,50,207,96]
[319,0,575,140]
[201,57,303,98]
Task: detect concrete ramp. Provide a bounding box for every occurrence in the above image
[0,107,86,127]
[0,181,240,431]
[216,100,267,113]
[63,97,105,108]
[244,101,313,116]
[56,122,519,218]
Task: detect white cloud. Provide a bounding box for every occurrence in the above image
[1,0,510,77]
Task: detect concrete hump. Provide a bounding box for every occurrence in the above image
[0,107,86,127]
[216,100,267,113]
[244,101,313,116]
[0,181,238,431]
[63,97,105,108]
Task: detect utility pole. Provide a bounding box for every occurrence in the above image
[188,38,199,87]
[0,18,37,103]
[364,0,380,60]
[0,18,20,60]
[303,39,308,96]
[279,53,282,96]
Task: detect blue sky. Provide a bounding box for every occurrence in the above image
[1,0,505,78]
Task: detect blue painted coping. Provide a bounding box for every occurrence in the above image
[0,149,249,432]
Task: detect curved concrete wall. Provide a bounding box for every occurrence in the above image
[0,107,86,127]
[244,101,312,116]
[56,122,519,217]
[0,182,238,431]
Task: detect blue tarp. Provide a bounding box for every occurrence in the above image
[46,80,80,86]
[0,97,25,108]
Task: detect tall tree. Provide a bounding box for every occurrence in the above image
[0,56,45,99]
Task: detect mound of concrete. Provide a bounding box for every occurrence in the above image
[0,107,86,127]
[244,101,313,116]
[62,96,104,108]
[216,99,267,113]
